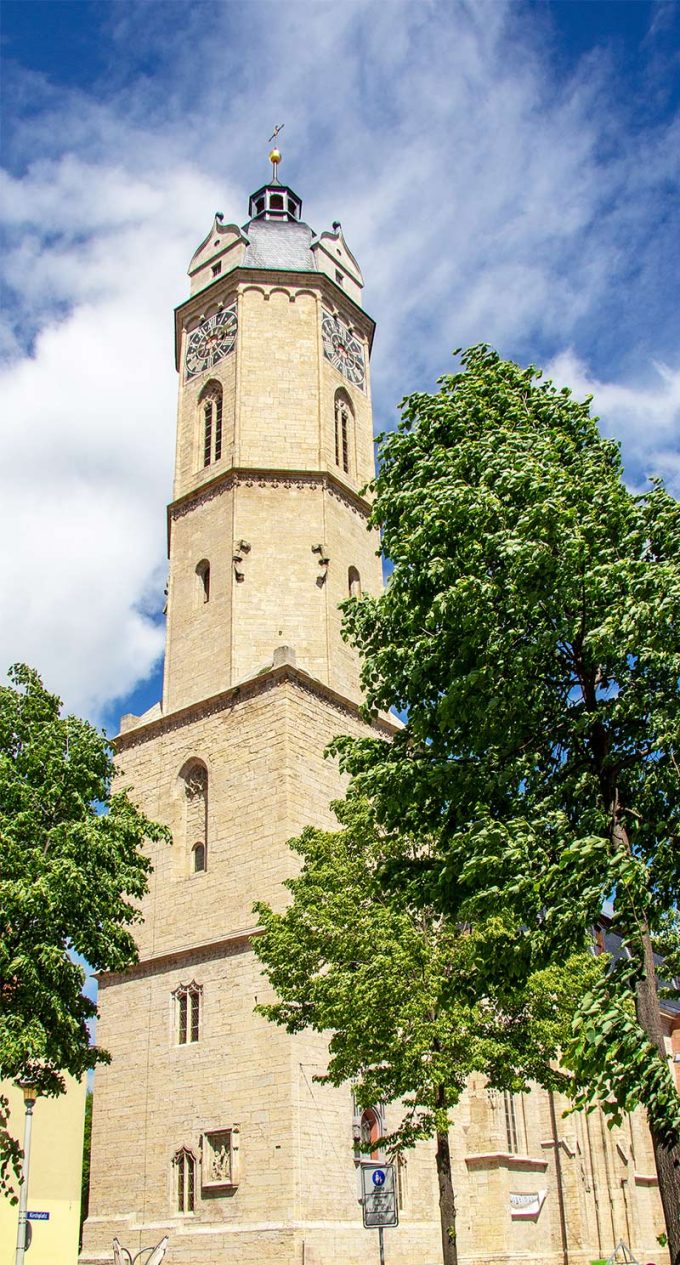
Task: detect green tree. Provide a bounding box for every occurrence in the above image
[332,346,680,1262]
[0,664,169,1199]
[254,797,599,1265]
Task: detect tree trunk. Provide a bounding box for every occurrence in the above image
[434,1123,458,1265]
[596,784,680,1265]
[635,925,680,1265]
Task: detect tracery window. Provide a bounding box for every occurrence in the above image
[358,1106,385,1162]
[174,982,201,1045]
[174,1147,196,1213]
[486,1086,523,1153]
[503,1091,519,1153]
[334,392,352,475]
[199,381,223,468]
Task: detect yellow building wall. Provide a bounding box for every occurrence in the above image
[0,1074,87,1265]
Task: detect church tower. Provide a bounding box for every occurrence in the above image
[80,155,441,1265]
[80,153,668,1265]
[162,156,381,716]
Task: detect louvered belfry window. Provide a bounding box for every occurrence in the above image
[200,383,223,467]
[334,392,352,475]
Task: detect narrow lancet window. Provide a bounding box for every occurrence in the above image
[199,381,223,468]
[334,392,352,475]
[503,1091,519,1153]
[214,393,222,461]
[175,983,201,1045]
[196,560,210,604]
[360,1107,382,1161]
[181,760,208,873]
[203,399,212,467]
[174,1148,196,1212]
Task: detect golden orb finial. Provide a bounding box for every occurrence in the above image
[267,124,285,181]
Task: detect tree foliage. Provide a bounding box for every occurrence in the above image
[254,796,599,1265]
[0,664,168,1198]
[330,345,680,1258]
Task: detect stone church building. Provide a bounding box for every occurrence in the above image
[80,160,675,1265]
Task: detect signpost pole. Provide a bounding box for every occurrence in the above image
[14,1085,37,1265]
[378,1225,385,1265]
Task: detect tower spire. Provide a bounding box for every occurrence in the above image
[247,125,302,223]
[267,123,284,184]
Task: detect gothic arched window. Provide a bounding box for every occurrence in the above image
[181,761,208,873]
[174,982,202,1045]
[334,391,352,475]
[359,1107,383,1161]
[199,381,223,468]
[196,560,210,604]
[503,1091,519,1153]
[174,1147,196,1213]
[348,566,361,599]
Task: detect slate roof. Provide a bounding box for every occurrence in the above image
[242,220,317,272]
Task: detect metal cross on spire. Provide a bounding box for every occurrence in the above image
[268,123,284,181]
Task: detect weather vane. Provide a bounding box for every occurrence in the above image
[268,123,284,180]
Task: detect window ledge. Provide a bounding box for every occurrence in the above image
[465,1152,548,1171]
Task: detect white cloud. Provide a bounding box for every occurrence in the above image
[0,157,226,718]
[545,350,680,495]
[1,0,678,722]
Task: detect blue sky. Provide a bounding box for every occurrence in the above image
[1,0,679,732]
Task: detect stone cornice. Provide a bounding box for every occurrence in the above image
[464,1153,549,1171]
[167,466,373,547]
[174,265,375,370]
[98,924,260,987]
[115,661,398,752]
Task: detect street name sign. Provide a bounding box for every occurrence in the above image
[27,1212,50,1221]
[361,1163,398,1229]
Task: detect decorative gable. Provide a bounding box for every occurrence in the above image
[188,214,248,295]
[312,223,363,304]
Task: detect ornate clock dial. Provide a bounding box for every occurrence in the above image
[185,306,238,380]
[321,311,365,389]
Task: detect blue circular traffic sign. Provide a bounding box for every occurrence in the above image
[372,1169,386,1187]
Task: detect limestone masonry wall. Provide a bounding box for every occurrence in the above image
[81,202,668,1265]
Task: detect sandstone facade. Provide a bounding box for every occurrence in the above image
[81,171,671,1265]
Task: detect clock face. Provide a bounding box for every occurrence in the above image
[185,306,238,380]
[321,310,365,389]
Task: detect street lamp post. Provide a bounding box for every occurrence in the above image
[14,1081,38,1265]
